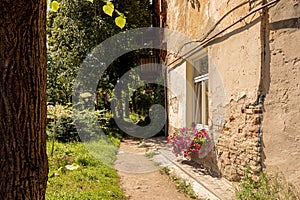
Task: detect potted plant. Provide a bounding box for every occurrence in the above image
[167,126,212,158]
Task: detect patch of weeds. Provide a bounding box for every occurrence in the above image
[160,167,170,175]
[145,151,155,159]
[75,154,100,167]
[236,167,300,200]
[171,175,197,199]
[160,167,197,199]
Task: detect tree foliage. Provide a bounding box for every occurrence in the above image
[47,0,151,104]
[50,0,127,28]
[47,0,166,136]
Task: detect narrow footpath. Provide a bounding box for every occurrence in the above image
[114,137,235,200]
[114,138,193,200]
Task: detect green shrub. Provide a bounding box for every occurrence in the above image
[47,104,80,142]
[47,104,123,143]
[52,117,80,143]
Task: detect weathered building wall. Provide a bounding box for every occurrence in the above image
[168,62,188,133]
[165,0,211,39]
[165,0,264,181]
[208,12,263,181]
[167,59,194,134]
[263,0,300,189]
[164,0,299,185]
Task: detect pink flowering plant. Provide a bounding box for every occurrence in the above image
[167,127,211,158]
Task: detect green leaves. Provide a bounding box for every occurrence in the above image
[46,0,150,104]
[103,1,126,29]
[103,2,114,17]
[50,1,60,12]
[48,0,126,28]
[115,15,126,29]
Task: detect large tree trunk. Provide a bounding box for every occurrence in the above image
[0,1,48,199]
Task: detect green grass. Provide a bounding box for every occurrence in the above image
[84,139,119,166]
[46,140,127,200]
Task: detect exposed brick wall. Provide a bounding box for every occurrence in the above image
[216,103,263,181]
[191,102,264,181]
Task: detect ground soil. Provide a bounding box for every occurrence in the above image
[115,138,192,200]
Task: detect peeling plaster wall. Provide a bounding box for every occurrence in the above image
[168,62,188,133]
[208,21,262,181]
[165,0,264,181]
[209,22,261,103]
[263,0,300,189]
[166,0,211,39]
[164,0,300,184]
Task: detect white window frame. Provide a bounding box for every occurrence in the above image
[192,54,209,130]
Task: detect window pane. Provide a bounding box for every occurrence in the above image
[193,53,209,127]
[193,78,209,126]
[194,55,208,77]
[193,82,201,123]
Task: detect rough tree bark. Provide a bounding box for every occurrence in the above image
[0,0,48,199]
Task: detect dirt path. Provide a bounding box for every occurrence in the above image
[115,138,192,200]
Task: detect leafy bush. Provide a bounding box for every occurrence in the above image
[47,104,80,142]
[53,117,80,142]
[47,104,121,143]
